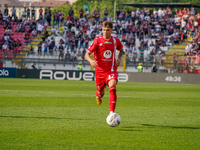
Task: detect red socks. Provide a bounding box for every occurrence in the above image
[96,90,104,98]
[109,86,117,112]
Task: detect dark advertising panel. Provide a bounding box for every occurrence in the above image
[0,68,16,78]
[16,69,200,84]
[39,70,95,81]
[17,69,96,81]
[17,69,40,78]
[16,69,128,82]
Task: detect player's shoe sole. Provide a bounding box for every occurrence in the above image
[96,96,102,105]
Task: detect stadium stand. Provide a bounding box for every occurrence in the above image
[0,5,200,73]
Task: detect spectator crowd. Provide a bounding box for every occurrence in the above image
[0,3,200,66]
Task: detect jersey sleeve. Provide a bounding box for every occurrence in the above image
[87,37,98,53]
[115,38,123,51]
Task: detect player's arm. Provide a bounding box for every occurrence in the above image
[85,51,98,68]
[118,49,123,59]
[115,49,123,67]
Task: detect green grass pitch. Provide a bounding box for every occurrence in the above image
[0,78,200,150]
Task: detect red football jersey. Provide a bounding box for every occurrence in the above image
[87,35,123,74]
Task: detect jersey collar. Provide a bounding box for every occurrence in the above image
[102,35,112,41]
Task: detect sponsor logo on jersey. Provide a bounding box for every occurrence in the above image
[104,41,112,44]
[104,50,112,58]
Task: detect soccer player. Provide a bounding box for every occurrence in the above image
[85,21,123,114]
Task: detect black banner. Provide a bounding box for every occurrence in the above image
[0,68,16,78]
[16,69,200,84]
[17,69,40,78]
[17,69,95,81]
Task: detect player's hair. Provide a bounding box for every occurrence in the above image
[102,21,113,29]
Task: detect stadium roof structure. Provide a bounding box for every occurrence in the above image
[120,3,200,8]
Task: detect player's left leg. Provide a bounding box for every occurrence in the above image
[108,78,118,114]
[106,71,118,113]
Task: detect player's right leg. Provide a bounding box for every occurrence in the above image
[96,89,105,105]
[95,78,106,105]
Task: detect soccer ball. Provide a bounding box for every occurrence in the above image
[106,113,121,127]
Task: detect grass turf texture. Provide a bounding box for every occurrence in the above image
[0,78,200,150]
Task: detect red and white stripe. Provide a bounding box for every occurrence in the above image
[111,37,116,72]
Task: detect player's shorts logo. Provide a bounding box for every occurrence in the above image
[104,50,112,58]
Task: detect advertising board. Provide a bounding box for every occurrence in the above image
[0,68,16,78]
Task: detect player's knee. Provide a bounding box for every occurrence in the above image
[108,79,117,88]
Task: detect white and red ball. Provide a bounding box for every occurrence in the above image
[106,113,121,127]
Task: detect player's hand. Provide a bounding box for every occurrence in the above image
[115,59,121,67]
[90,60,98,68]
